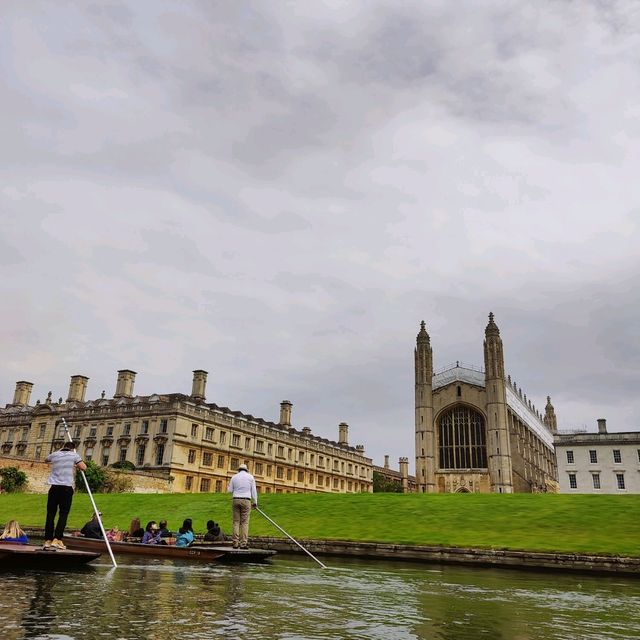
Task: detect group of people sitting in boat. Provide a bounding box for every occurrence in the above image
[77,514,225,547]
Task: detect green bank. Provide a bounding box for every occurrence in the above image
[1,493,638,557]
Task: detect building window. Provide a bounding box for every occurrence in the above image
[160,419,168,434]
[589,450,597,464]
[438,406,487,470]
[73,426,81,439]
[136,444,146,466]
[90,426,97,437]
[616,473,625,490]
[267,443,273,455]
[256,440,264,453]
[191,424,198,437]
[299,451,305,463]
[255,463,263,475]
[155,444,165,465]
[566,450,574,464]
[277,446,284,458]
[231,434,241,447]
[39,423,46,439]
[219,431,226,444]
[35,446,42,460]
[568,473,577,489]
[101,447,110,467]
[297,471,304,482]
[185,476,193,491]
[613,450,622,464]
[215,480,222,492]
[230,457,239,470]
[266,465,272,477]
[276,467,284,479]
[123,423,131,435]
[288,448,293,460]
[205,427,214,441]
[457,385,462,397]
[333,478,339,488]
[637,449,640,463]
[106,425,114,436]
[318,456,324,468]
[203,452,213,466]
[317,474,323,485]
[141,421,149,435]
[245,437,251,450]
[187,449,196,464]
[200,478,210,492]
[119,447,127,463]
[85,447,94,462]
[592,474,601,489]
[217,455,225,468]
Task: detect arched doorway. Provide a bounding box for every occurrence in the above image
[455,487,471,493]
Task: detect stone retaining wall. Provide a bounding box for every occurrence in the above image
[0,455,173,493]
[249,536,640,576]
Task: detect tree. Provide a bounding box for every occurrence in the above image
[373,471,403,493]
[0,466,28,493]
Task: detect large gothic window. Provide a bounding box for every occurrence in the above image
[439,406,487,470]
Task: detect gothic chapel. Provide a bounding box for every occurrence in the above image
[414,314,559,493]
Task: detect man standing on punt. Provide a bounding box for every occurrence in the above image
[44,440,87,550]
[227,463,257,549]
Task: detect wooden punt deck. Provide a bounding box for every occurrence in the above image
[0,542,101,569]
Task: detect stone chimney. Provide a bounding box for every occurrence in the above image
[67,375,89,403]
[399,457,409,493]
[355,444,365,455]
[12,381,34,406]
[114,370,136,398]
[384,455,389,469]
[302,427,311,436]
[338,422,349,445]
[597,418,607,434]
[279,400,292,427]
[191,370,208,401]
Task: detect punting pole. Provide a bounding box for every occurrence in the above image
[256,507,327,569]
[60,417,117,568]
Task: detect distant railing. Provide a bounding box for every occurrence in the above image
[433,361,484,375]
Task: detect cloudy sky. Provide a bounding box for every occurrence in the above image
[1,1,639,470]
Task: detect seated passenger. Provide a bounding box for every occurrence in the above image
[80,512,103,539]
[157,520,172,539]
[141,521,161,544]
[127,517,144,541]
[175,518,194,547]
[203,519,225,542]
[107,526,123,542]
[0,519,29,544]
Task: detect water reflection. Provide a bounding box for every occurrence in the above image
[1,556,639,640]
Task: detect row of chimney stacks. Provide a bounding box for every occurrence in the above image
[11,370,210,405]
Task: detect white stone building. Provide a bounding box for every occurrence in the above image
[554,419,640,493]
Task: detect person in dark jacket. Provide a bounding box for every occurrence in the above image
[203,519,225,542]
[80,512,103,539]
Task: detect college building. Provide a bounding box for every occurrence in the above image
[0,370,373,494]
[554,419,640,493]
[415,314,559,493]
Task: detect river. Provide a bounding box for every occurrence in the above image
[1,555,639,639]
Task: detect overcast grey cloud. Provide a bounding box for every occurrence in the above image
[1,1,639,470]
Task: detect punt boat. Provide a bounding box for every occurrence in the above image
[63,537,276,563]
[0,542,101,569]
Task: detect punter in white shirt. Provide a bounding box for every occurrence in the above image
[227,464,257,549]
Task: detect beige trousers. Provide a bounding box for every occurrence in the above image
[232,498,251,547]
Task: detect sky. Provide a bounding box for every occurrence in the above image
[1,1,639,471]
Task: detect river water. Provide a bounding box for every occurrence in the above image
[1,555,639,640]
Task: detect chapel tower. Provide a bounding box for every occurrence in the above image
[414,321,435,492]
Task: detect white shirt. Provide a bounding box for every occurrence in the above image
[46,450,83,487]
[227,470,258,505]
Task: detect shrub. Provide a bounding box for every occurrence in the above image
[373,471,403,493]
[0,466,28,493]
[76,460,107,493]
[110,460,136,471]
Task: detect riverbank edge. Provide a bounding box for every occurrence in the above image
[22,526,640,576]
[248,536,640,576]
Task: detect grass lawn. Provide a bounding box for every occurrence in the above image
[1,492,638,556]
